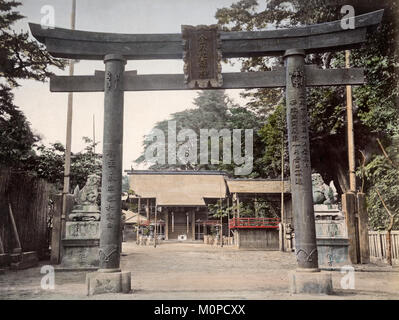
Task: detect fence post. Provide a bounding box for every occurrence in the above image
[357,193,370,264]
[279,222,284,251]
[342,192,359,264]
[379,232,385,260]
[50,194,74,265]
[50,194,62,264]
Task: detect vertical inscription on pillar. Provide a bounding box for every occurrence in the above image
[105,71,121,92]
[100,144,122,268]
[285,50,318,270]
[290,68,305,88]
[102,146,121,229]
[182,24,223,88]
[287,68,310,186]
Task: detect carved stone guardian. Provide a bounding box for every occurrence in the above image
[70,174,101,221]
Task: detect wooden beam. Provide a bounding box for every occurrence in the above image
[50,67,365,92]
[50,195,62,264]
[192,211,195,241]
[29,10,383,60]
[165,211,169,241]
[8,202,22,253]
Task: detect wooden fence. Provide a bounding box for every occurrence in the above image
[368,231,399,265]
[0,168,52,260]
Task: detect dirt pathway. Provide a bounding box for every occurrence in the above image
[0,242,398,299]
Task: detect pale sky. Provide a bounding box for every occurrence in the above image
[12,0,262,171]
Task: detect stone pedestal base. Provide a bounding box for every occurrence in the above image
[86,271,131,296]
[289,270,333,295]
[60,239,99,270]
[60,221,100,270]
[317,238,350,268]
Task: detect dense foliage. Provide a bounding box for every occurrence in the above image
[214,0,399,229]
[0,1,105,193]
[137,1,398,228]
[0,0,65,168]
[363,136,399,230]
[21,137,102,192]
[136,90,268,177]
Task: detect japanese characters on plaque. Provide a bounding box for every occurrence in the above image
[288,67,310,186]
[182,24,223,88]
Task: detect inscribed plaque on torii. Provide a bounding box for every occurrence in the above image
[182,25,223,89]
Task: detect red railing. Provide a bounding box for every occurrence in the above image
[138,220,149,226]
[229,217,280,229]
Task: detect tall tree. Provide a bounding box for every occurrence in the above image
[0,0,65,168]
[136,90,266,176]
[216,0,399,194]
[362,136,399,231]
[22,137,102,192]
[0,85,36,165]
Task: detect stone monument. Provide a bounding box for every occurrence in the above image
[312,173,338,206]
[70,174,101,221]
[312,173,350,268]
[60,174,101,270]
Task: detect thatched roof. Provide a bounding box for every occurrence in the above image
[128,171,227,206]
[226,179,291,194]
[122,210,147,224]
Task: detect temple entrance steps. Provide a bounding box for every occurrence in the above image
[167,223,193,240]
[160,240,203,245]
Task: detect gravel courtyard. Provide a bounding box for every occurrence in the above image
[0,242,398,300]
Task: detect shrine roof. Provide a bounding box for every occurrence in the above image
[226,179,291,194]
[128,171,227,206]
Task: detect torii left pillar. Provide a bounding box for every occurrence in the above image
[86,54,131,295]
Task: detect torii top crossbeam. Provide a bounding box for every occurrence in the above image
[29,10,383,60]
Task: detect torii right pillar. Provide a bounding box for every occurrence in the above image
[284,49,333,294]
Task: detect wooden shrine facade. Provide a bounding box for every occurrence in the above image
[127,170,295,241]
[127,171,227,240]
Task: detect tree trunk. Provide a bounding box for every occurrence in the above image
[328,147,350,194]
[336,162,350,194]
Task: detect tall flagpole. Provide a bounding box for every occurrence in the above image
[345,50,356,192]
[93,114,96,153]
[61,0,76,227]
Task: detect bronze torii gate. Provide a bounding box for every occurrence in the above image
[29,9,383,295]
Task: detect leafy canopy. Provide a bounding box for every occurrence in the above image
[0,0,65,169]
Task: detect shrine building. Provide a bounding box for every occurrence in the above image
[127,170,292,247]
